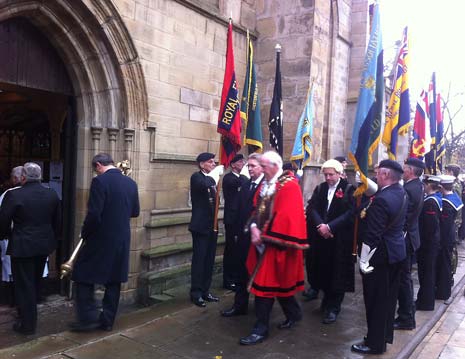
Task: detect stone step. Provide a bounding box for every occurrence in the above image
[138,256,223,305]
[141,234,225,272]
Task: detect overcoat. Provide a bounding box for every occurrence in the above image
[0,181,61,257]
[188,171,216,235]
[72,169,139,284]
[403,178,424,252]
[306,179,355,292]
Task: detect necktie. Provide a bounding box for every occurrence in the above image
[250,182,256,191]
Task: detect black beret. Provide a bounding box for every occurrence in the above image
[379,159,403,174]
[404,157,426,169]
[230,154,244,164]
[196,152,215,163]
[334,156,346,163]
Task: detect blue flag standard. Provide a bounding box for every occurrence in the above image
[349,3,384,197]
[290,87,314,169]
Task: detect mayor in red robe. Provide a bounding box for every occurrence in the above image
[239,151,308,346]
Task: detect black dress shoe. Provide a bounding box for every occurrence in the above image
[393,320,415,330]
[239,333,267,345]
[351,343,384,354]
[322,311,337,324]
[277,319,297,329]
[191,297,207,307]
[221,307,247,317]
[68,321,101,332]
[224,283,237,291]
[12,322,35,335]
[302,288,319,301]
[203,293,219,302]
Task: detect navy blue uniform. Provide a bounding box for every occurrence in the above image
[189,171,217,300]
[396,178,424,325]
[222,171,248,287]
[360,183,407,353]
[436,192,463,300]
[416,192,442,310]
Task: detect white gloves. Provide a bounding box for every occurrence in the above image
[365,177,378,197]
[240,163,250,178]
[359,243,377,274]
[206,165,224,184]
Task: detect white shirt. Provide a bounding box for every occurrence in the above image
[327,179,341,210]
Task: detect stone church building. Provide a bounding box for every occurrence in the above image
[0,0,371,304]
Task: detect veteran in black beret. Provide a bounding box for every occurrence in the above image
[221,153,247,290]
[189,152,224,307]
[352,159,407,355]
[393,158,425,330]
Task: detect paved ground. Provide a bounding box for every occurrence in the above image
[1,245,465,359]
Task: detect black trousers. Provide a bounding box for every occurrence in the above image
[190,231,217,299]
[252,296,302,335]
[416,244,438,310]
[223,224,239,286]
[11,255,47,331]
[232,234,251,311]
[321,290,345,314]
[362,261,401,353]
[396,246,415,323]
[75,282,121,326]
[435,244,453,300]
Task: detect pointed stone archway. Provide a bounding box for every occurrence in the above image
[0,0,148,162]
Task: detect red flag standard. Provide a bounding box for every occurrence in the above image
[217,21,241,167]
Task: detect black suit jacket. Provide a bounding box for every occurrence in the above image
[222,172,248,226]
[72,168,140,284]
[403,178,424,252]
[188,171,216,234]
[362,183,407,264]
[0,181,61,257]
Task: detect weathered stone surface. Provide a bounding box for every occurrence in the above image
[180,87,212,109]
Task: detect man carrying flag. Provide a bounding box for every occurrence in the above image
[425,74,438,174]
[290,86,314,170]
[217,20,241,167]
[240,33,263,154]
[269,44,283,157]
[382,26,410,160]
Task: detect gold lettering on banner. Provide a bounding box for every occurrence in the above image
[221,97,239,126]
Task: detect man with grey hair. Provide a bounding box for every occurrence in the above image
[240,151,308,345]
[352,159,407,355]
[0,162,61,335]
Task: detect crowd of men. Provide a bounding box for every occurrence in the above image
[0,154,140,336]
[189,150,465,355]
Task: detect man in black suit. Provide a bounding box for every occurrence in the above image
[306,159,355,324]
[351,160,407,355]
[394,158,425,330]
[222,154,248,290]
[0,163,61,335]
[221,153,263,317]
[70,153,139,332]
[189,152,224,307]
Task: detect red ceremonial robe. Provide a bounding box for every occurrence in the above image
[246,172,308,298]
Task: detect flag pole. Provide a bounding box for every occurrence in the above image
[213,16,233,233]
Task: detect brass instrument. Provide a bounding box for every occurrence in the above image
[60,159,132,279]
[60,236,84,279]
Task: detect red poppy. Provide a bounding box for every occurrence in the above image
[335,188,344,199]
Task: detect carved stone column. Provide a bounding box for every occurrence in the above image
[107,128,119,160]
[91,127,103,153]
[124,128,135,162]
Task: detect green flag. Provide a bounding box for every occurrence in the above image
[240,35,263,153]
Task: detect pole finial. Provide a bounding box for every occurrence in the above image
[275,43,282,52]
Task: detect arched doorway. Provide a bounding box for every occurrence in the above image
[0,0,148,306]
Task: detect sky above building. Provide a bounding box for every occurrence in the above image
[381,0,465,128]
